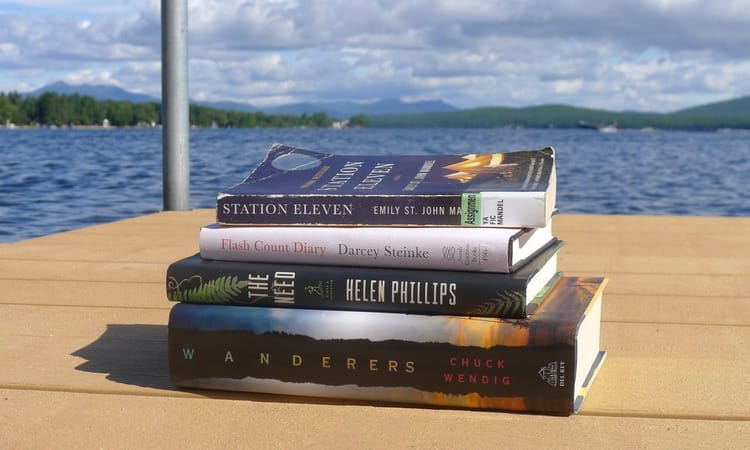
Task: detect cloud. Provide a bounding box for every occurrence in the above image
[0,0,747,111]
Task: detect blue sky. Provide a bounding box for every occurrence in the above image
[1,0,748,112]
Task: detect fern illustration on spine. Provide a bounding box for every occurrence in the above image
[167,275,251,304]
[468,290,526,317]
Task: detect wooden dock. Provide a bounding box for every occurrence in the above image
[1,210,748,448]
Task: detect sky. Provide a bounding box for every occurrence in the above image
[1,0,748,112]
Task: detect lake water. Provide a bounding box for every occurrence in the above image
[1,127,748,243]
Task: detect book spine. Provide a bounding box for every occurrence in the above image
[200,225,519,272]
[216,192,549,228]
[166,255,556,318]
[168,303,577,414]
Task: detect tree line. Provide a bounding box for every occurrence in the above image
[369,104,750,130]
[0,91,336,128]
[4,90,747,131]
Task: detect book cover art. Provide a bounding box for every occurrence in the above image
[216,143,556,227]
[168,276,607,414]
[167,240,562,318]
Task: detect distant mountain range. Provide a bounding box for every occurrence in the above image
[200,97,457,118]
[29,81,157,103]
[369,96,750,130]
[27,81,457,118]
[25,81,749,128]
[671,96,750,117]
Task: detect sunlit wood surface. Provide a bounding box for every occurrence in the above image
[1,210,748,448]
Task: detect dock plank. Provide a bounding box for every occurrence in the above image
[1,211,749,447]
[2,389,748,449]
[0,302,748,419]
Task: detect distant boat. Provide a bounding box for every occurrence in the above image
[597,123,618,133]
[329,119,350,129]
[579,120,618,133]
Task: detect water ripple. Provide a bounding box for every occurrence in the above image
[1,127,748,242]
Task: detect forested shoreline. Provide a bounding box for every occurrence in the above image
[0,91,335,128]
[2,90,748,130]
[370,104,750,130]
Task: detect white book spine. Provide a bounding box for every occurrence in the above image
[199,225,520,272]
[477,191,546,227]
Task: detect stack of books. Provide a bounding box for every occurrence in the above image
[165,143,607,415]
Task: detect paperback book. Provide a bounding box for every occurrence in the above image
[168,276,607,415]
[199,219,555,273]
[168,240,562,318]
[216,143,556,228]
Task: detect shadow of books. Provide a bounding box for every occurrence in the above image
[70,323,451,412]
[72,323,174,391]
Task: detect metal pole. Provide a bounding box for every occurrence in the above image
[161,0,190,210]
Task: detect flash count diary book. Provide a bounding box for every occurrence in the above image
[199,219,555,273]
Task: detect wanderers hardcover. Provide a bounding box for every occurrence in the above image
[168,240,562,318]
[168,276,607,415]
[216,143,556,228]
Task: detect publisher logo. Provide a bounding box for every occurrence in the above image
[538,361,565,387]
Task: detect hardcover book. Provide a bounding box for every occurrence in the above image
[168,240,562,318]
[168,276,607,415]
[199,219,555,273]
[216,143,556,228]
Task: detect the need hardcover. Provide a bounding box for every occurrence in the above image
[168,240,562,318]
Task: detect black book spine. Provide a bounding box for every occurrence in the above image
[217,195,466,226]
[167,303,576,414]
[167,244,560,318]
